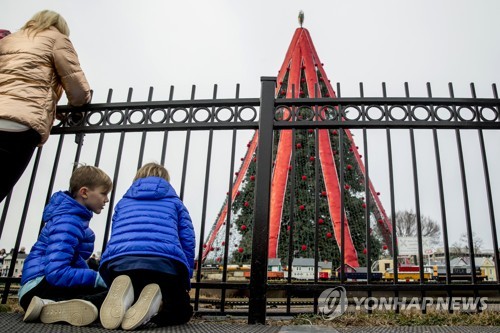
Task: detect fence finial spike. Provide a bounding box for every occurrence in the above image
[298,10,304,27]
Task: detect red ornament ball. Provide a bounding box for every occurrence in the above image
[326,232,333,239]
[241,225,247,231]
[238,247,244,253]
[363,248,367,254]
[244,201,250,207]
[299,205,305,211]
[301,175,307,181]
[332,130,338,136]
[344,184,351,190]
[301,244,307,251]
[347,164,353,170]
[321,191,327,197]
[296,143,302,149]
[361,203,367,208]
[308,129,314,134]
[318,218,324,224]
[250,175,256,181]
[309,156,315,161]
[383,245,388,250]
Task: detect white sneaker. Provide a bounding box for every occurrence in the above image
[40,299,98,326]
[23,296,54,322]
[121,283,162,330]
[100,275,134,329]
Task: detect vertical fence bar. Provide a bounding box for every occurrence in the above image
[179,86,195,201]
[160,86,174,165]
[286,113,296,314]
[1,147,42,303]
[313,83,320,314]
[193,84,217,312]
[101,88,131,253]
[221,84,235,312]
[427,83,453,311]
[248,77,276,324]
[39,135,65,234]
[337,83,346,284]
[137,87,154,168]
[94,89,113,167]
[405,83,426,313]
[382,83,399,312]
[481,84,500,284]
[449,83,477,286]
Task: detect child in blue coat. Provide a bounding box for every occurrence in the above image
[99,162,195,330]
[19,165,113,326]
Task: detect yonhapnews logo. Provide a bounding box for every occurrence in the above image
[318,287,488,320]
[318,286,348,320]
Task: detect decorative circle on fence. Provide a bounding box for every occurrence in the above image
[318,106,339,121]
[365,105,385,121]
[107,110,125,125]
[342,105,362,121]
[238,106,258,122]
[479,106,498,122]
[434,106,454,121]
[274,106,293,121]
[128,109,146,124]
[457,106,476,122]
[171,108,189,123]
[296,106,315,121]
[411,105,432,121]
[149,108,168,124]
[214,107,234,122]
[193,107,212,123]
[387,106,408,121]
[87,111,105,126]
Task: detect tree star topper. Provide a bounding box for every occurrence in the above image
[298,10,304,27]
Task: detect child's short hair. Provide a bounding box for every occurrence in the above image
[134,162,170,182]
[69,165,113,196]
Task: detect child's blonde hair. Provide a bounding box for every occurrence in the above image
[21,10,70,37]
[134,162,170,182]
[69,165,113,196]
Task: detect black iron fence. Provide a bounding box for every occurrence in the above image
[0,77,499,324]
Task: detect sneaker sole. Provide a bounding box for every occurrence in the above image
[121,284,161,330]
[23,296,44,322]
[100,275,134,329]
[40,299,97,326]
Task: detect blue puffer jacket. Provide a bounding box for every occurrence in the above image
[99,177,195,285]
[21,191,98,287]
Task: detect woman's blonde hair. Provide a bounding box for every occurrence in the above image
[21,10,70,37]
[134,162,170,182]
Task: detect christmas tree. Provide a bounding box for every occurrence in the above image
[202,24,392,270]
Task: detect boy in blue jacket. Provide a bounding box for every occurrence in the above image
[99,162,195,330]
[19,165,112,326]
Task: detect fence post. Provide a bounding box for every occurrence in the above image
[248,76,276,324]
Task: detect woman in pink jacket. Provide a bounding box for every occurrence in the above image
[0,10,91,202]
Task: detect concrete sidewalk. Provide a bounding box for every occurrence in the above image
[1,313,499,333]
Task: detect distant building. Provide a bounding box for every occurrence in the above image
[1,253,27,277]
[291,258,316,280]
[268,258,282,272]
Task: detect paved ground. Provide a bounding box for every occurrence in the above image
[1,313,499,333]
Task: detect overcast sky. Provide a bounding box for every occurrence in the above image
[2,1,499,256]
